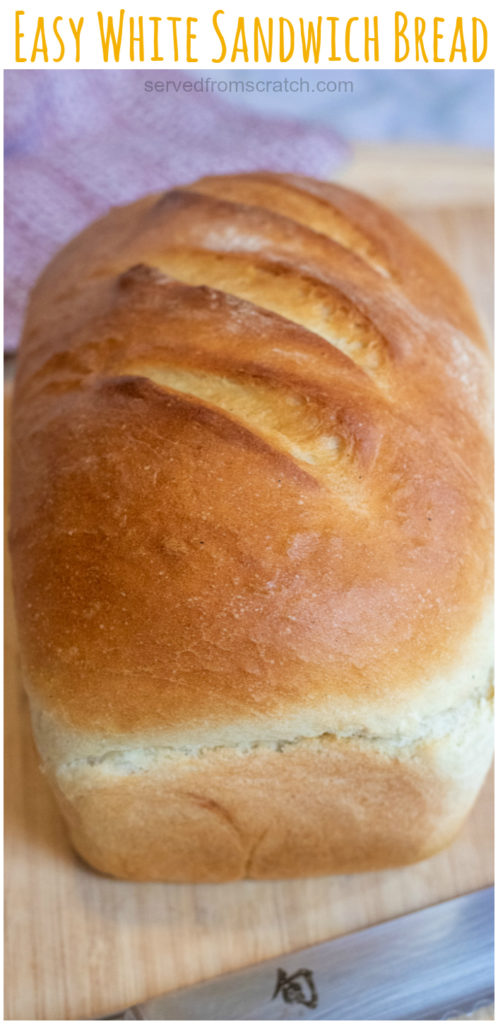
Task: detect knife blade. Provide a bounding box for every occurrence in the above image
[103,886,494,1020]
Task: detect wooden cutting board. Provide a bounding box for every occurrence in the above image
[4,149,494,1022]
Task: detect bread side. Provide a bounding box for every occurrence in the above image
[36,684,493,881]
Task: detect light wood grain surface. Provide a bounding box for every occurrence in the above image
[4,147,494,1022]
[339,143,494,209]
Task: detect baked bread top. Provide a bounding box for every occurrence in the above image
[10,172,493,756]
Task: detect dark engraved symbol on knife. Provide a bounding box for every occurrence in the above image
[272,968,318,1010]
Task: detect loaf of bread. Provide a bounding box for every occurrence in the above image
[10,172,493,881]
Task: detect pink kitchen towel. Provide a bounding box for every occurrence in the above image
[4,69,347,351]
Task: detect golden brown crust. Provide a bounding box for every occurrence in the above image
[10,173,493,880]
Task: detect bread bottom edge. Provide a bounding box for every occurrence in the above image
[42,718,493,883]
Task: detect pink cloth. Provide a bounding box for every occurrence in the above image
[5,70,347,351]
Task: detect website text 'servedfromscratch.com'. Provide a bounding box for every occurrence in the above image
[144,77,354,94]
